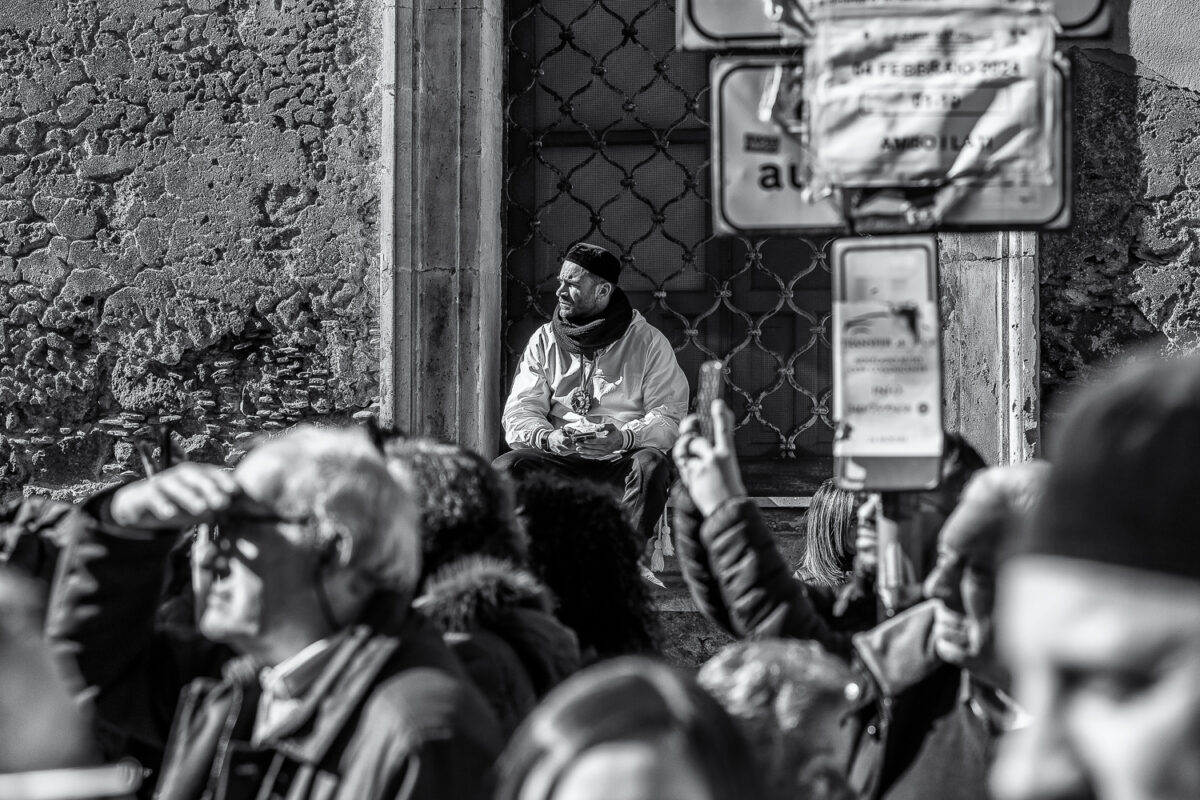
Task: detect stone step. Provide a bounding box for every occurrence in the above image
[652,500,810,667]
[650,502,808,586]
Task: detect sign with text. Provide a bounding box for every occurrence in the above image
[679,0,1108,49]
[833,235,942,491]
[807,2,1057,188]
[711,54,1068,234]
[712,57,845,234]
[800,0,1109,38]
[804,1,1069,228]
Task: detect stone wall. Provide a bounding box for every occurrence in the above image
[0,0,381,497]
[1040,41,1200,420]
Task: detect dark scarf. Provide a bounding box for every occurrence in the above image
[551,288,634,358]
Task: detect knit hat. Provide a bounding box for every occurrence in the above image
[564,243,621,284]
[1020,354,1200,581]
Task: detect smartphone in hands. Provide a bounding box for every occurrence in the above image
[696,360,724,442]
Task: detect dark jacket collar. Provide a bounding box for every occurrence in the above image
[258,624,399,764]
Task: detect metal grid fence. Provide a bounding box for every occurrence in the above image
[503,0,835,459]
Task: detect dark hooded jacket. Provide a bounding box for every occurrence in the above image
[415,555,580,737]
[674,491,1021,800]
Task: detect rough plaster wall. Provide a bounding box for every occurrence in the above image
[1039,48,1200,416]
[0,0,381,496]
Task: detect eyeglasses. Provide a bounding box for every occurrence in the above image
[193,509,315,567]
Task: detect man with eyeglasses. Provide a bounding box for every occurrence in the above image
[45,426,502,800]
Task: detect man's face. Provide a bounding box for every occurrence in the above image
[191,452,316,650]
[556,261,608,321]
[923,520,998,670]
[992,558,1200,800]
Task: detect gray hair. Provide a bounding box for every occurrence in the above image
[237,425,423,601]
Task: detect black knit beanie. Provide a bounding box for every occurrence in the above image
[1021,354,1200,580]
[564,243,621,284]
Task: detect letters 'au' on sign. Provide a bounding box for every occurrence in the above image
[803,1,1069,229]
[711,57,845,235]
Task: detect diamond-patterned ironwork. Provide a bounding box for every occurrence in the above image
[504,0,835,459]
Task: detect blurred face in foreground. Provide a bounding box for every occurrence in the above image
[991,557,1200,800]
[529,736,712,800]
[922,515,999,675]
[192,447,323,650]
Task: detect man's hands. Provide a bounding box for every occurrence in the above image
[672,399,747,516]
[551,423,625,459]
[546,429,576,456]
[110,463,240,530]
[571,423,624,458]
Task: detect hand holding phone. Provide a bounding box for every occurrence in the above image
[696,360,724,442]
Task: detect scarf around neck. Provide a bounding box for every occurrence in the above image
[551,287,634,359]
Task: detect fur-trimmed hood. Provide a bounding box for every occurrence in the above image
[415,555,580,697]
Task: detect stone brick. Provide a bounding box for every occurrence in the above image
[0,0,383,496]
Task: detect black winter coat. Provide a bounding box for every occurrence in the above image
[415,555,581,737]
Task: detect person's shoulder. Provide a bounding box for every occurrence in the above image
[626,311,672,347]
[362,624,502,736]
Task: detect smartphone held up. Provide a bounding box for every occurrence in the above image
[696,360,725,442]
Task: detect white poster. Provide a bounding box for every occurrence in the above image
[806,2,1058,190]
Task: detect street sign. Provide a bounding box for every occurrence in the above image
[679,0,1108,49]
[712,57,845,235]
[832,235,942,491]
[711,54,1069,235]
[804,1,1069,229]
[677,0,807,49]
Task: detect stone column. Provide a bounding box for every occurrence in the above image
[379,0,505,454]
[939,230,1041,465]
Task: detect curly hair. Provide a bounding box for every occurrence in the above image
[698,640,857,800]
[384,438,529,581]
[512,470,661,660]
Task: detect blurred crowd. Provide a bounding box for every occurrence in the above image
[2,349,1199,800]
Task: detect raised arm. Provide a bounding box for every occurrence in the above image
[672,402,853,659]
[45,465,236,753]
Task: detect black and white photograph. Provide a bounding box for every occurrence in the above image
[0,0,1197,798]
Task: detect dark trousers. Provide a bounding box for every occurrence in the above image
[492,447,673,542]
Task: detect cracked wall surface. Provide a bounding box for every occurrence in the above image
[0,0,381,497]
[1040,48,1200,419]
